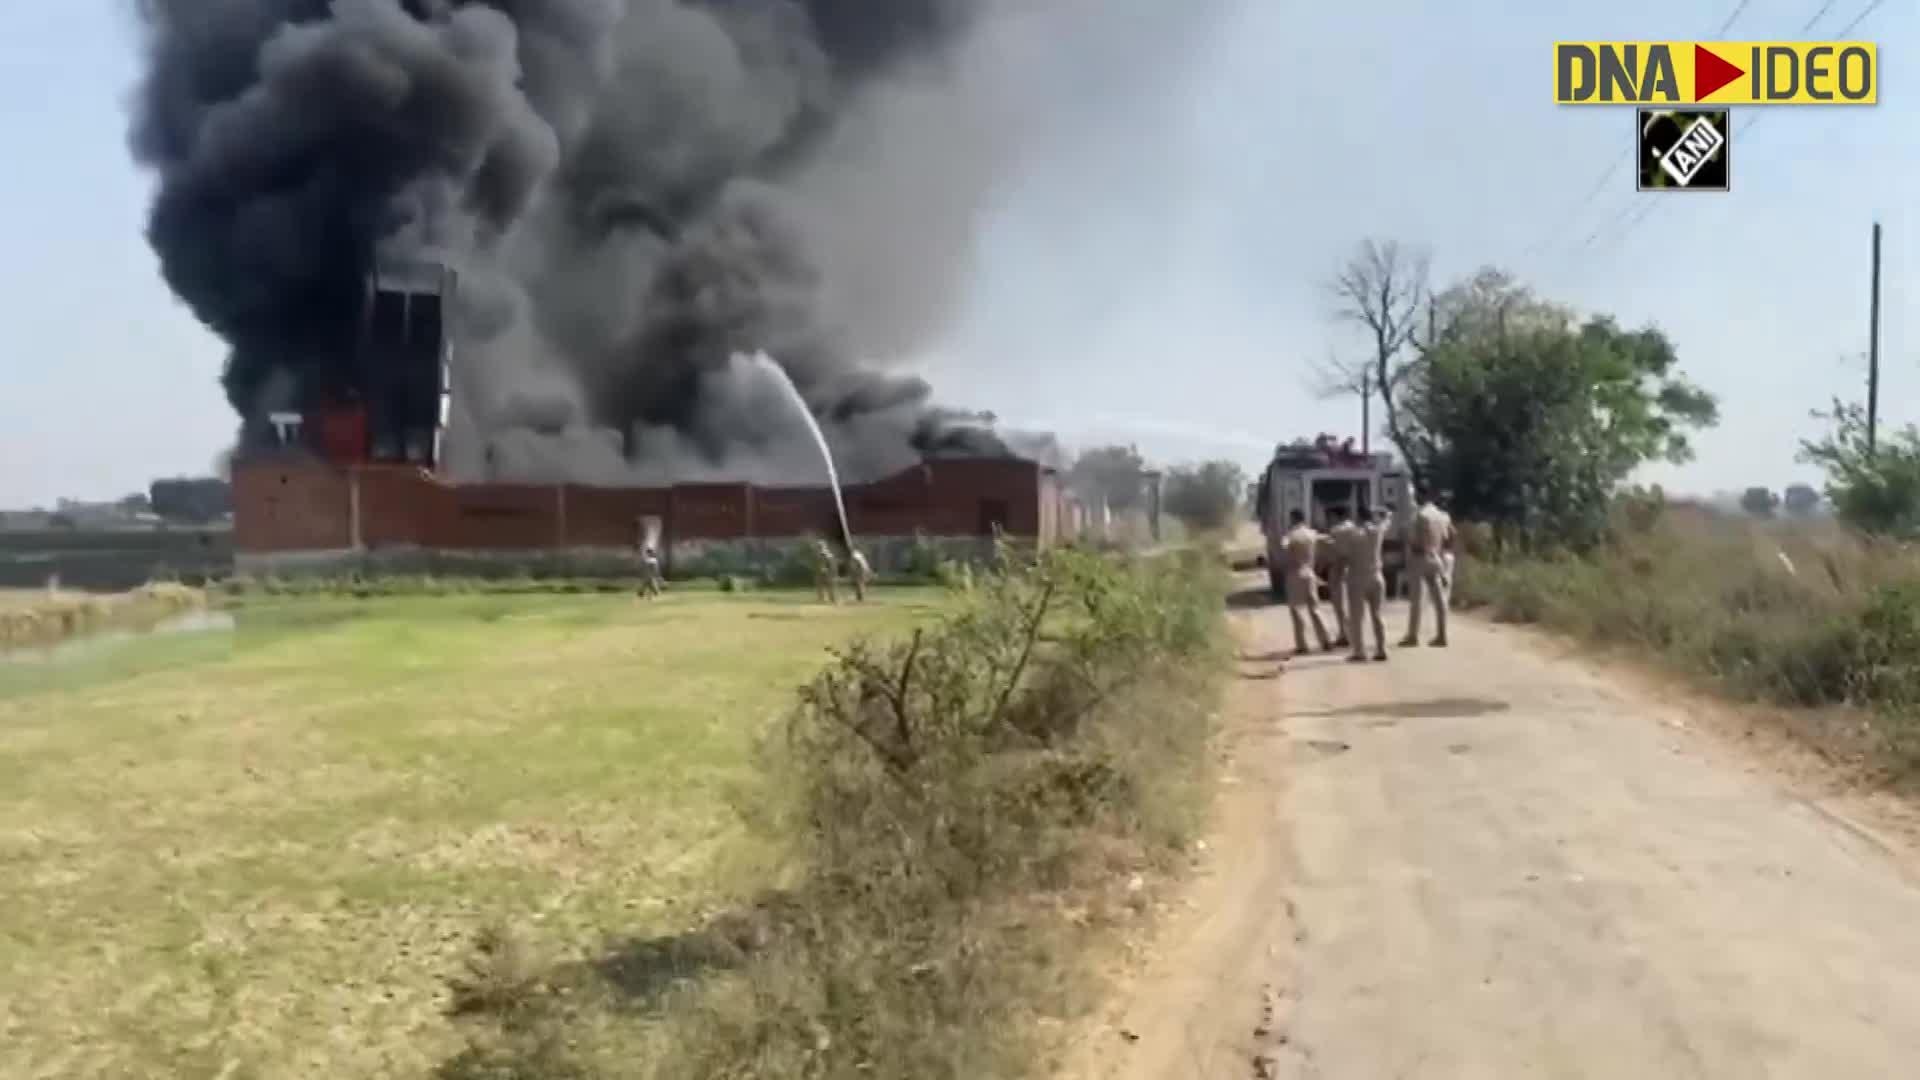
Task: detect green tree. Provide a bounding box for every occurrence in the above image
[1162,460,1249,532]
[1067,445,1149,513]
[1397,270,1717,549]
[1798,400,1920,536]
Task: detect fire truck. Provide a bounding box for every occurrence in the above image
[1255,435,1413,600]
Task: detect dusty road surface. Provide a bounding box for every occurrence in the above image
[1062,585,1920,1079]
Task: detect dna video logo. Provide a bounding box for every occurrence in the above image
[1555,42,1876,105]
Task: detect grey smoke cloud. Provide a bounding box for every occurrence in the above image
[129,0,1197,484]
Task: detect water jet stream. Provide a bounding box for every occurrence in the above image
[745,351,854,552]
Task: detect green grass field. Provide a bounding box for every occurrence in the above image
[0,587,940,1079]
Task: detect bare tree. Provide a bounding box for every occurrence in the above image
[1328,239,1432,487]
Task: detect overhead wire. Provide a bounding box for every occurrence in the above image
[1578,0,1877,261]
[1520,0,1760,264]
[1736,0,1880,140]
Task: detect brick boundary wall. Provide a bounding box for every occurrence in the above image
[233,458,1064,579]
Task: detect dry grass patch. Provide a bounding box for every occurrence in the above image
[0,582,205,649]
[1456,503,1920,780]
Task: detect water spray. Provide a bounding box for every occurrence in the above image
[745,351,855,553]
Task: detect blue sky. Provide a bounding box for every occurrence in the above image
[0,1,1911,507]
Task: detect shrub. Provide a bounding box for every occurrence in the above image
[901,531,942,582]
[443,544,1230,1078]
[1455,506,1920,776]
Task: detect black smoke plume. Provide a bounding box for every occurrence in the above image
[130,0,1056,483]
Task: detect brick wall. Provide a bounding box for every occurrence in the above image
[233,465,352,552]
[232,458,1050,557]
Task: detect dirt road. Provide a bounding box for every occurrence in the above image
[1062,588,1920,1079]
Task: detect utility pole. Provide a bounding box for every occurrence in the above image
[1868,220,1883,453]
[1361,367,1371,456]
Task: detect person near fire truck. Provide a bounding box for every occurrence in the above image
[1322,504,1356,651]
[1343,506,1391,661]
[1402,489,1455,648]
[1281,510,1335,656]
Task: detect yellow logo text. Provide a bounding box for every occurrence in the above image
[1554,42,1876,105]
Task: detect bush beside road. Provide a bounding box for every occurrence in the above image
[1455,503,1920,779]
[443,545,1231,1080]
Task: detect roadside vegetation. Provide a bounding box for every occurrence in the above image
[1455,500,1920,778]
[1313,237,1920,782]
[442,544,1229,1080]
[1453,399,1920,781]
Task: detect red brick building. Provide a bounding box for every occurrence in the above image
[232,457,1065,578]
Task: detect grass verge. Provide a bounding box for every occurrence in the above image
[1,587,938,1079]
[1454,503,1920,779]
[441,545,1232,1079]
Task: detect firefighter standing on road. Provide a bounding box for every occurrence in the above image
[1345,507,1391,662]
[1402,490,1455,648]
[1323,506,1356,651]
[1281,510,1335,656]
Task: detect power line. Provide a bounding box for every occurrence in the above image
[1578,0,1876,262]
[1738,0,1881,141]
[1521,0,1760,264]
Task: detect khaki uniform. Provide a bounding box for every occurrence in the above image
[813,542,840,604]
[1404,503,1455,646]
[1281,523,1333,653]
[1324,519,1358,648]
[1343,516,1389,660]
[849,550,873,602]
[638,548,664,599]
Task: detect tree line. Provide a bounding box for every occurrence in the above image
[1323,241,1719,551]
[1063,445,1249,535]
[1067,237,1908,547]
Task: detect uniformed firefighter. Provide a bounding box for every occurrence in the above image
[848,547,874,603]
[812,539,840,604]
[1344,507,1391,662]
[1322,506,1357,651]
[1402,491,1455,648]
[1281,510,1334,656]
[634,518,664,600]
[638,546,665,599]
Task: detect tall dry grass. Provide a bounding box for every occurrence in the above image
[0,582,206,650]
[1455,503,1920,774]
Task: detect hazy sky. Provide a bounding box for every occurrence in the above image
[0,1,1911,507]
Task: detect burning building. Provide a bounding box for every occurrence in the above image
[233,257,1067,578]
[127,1,1084,576]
